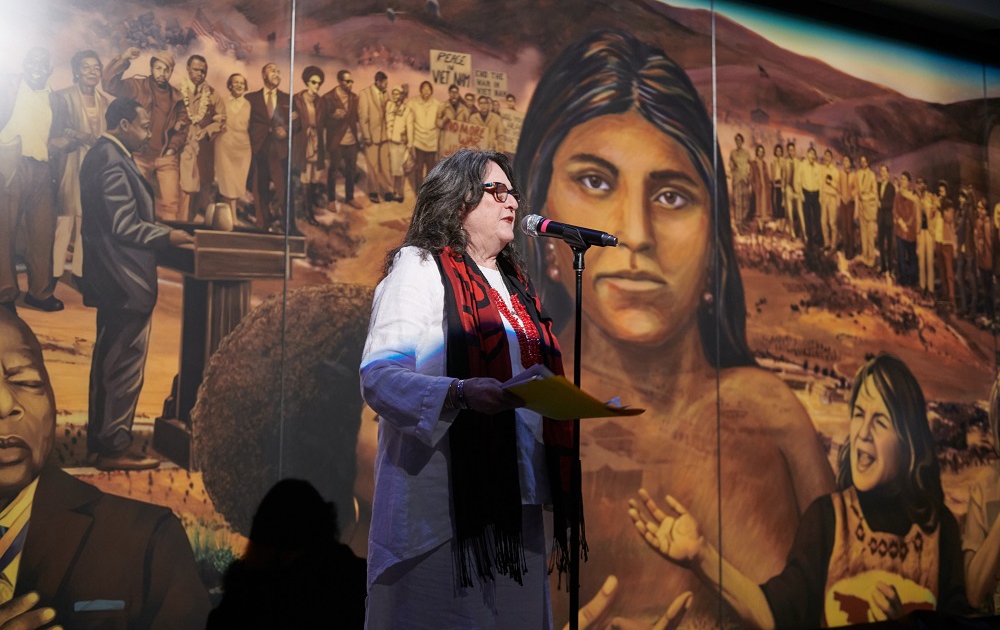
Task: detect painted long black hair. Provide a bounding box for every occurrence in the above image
[513,29,753,367]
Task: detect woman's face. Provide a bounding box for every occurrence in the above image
[462,160,518,261]
[306,74,323,97]
[849,375,903,493]
[545,110,711,346]
[229,75,247,98]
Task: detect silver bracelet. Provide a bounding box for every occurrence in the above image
[456,379,468,410]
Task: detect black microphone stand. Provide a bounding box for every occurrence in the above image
[561,227,589,630]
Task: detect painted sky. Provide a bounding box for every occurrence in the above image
[666,0,997,104]
[0,1,994,102]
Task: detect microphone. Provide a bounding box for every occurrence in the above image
[520,214,618,248]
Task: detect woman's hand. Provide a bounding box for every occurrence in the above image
[565,575,618,630]
[868,582,903,622]
[460,377,523,415]
[607,592,692,630]
[560,575,692,630]
[628,489,704,566]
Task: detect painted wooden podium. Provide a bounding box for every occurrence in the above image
[153,228,307,469]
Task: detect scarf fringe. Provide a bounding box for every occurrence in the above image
[454,526,527,589]
[548,511,589,591]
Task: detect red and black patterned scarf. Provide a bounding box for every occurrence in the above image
[434,247,581,589]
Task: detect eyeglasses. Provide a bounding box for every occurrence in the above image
[483,182,519,203]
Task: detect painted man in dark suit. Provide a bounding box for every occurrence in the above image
[246,63,296,233]
[876,164,897,276]
[323,70,362,209]
[80,97,193,471]
[0,309,209,629]
[0,47,63,313]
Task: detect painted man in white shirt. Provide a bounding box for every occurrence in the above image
[0,48,63,314]
[820,149,840,250]
[856,155,879,267]
[408,81,441,192]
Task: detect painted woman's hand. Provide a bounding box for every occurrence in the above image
[628,489,704,565]
[608,591,692,630]
[562,575,618,630]
[868,582,903,622]
[561,574,693,630]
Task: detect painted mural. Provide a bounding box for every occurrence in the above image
[0,0,997,628]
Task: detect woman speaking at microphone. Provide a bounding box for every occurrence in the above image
[360,149,576,629]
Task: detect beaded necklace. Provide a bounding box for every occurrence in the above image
[180,78,211,125]
[488,285,542,367]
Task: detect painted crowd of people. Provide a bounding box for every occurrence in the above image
[0,44,517,305]
[730,136,999,319]
[3,21,999,629]
[310,69,513,218]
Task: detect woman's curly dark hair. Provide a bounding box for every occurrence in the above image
[383,149,525,275]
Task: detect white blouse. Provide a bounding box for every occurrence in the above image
[360,246,551,589]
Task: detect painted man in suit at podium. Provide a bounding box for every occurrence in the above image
[0,309,210,629]
[80,97,192,472]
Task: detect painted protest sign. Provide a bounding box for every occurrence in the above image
[439,119,489,156]
[474,69,507,99]
[500,109,524,154]
[430,49,472,89]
